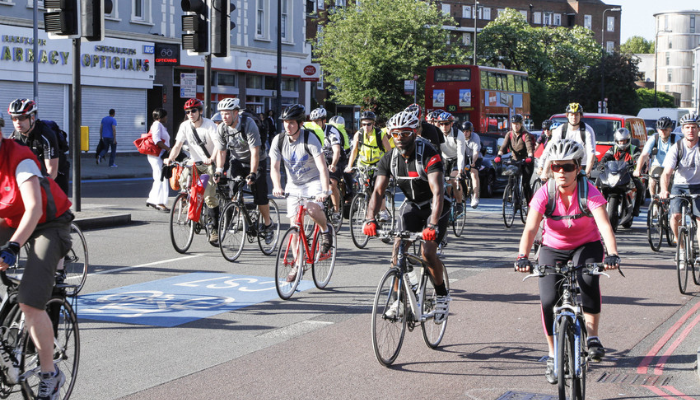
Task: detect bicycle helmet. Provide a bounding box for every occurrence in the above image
[679,113,699,127]
[8,99,37,116]
[217,97,240,111]
[184,98,203,110]
[279,104,306,122]
[404,104,422,119]
[548,139,584,165]
[542,120,553,130]
[360,111,376,121]
[436,112,454,123]
[329,115,345,125]
[461,121,474,132]
[565,102,584,115]
[510,114,523,124]
[387,110,420,131]
[211,113,222,123]
[310,107,327,121]
[614,128,631,151]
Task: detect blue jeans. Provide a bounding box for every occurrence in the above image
[99,137,117,166]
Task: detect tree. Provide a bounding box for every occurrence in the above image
[576,51,641,115]
[315,0,467,116]
[636,87,675,110]
[621,36,655,54]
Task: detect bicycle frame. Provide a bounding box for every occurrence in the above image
[388,232,435,322]
[280,198,323,268]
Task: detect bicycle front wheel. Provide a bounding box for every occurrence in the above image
[169,193,195,254]
[503,184,515,228]
[453,200,467,237]
[557,317,582,400]
[219,202,248,262]
[677,228,690,294]
[349,195,370,249]
[21,297,80,400]
[275,227,304,300]
[421,262,450,348]
[371,268,407,367]
[647,200,663,252]
[257,199,281,256]
[519,187,529,224]
[63,223,88,296]
[312,225,337,289]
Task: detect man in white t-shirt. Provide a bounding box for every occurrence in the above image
[165,98,222,245]
[541,103,596,179]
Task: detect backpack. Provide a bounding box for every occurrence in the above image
[390,137,429,182]
[650,133,677,156]
[276,129,313,157]
[673,140,688,172]
[359,128,385,153]
[239,109,266,145]
[40,119,70,154]
[561,123,587,145]
[509,130,535,153]
[324,124,346,150]
[544,175,593,221]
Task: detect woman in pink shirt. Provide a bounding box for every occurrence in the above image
[515,139,620,385]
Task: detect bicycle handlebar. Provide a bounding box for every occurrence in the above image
[377,229,424,242]
[522,263,610,281]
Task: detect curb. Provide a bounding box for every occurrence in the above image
[74,213,132,230]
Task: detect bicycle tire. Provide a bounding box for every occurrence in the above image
[421,262,450,348]
[519,186,529,224]
[63,223,89,297]
[275,227,304,300]
[677,228,689,294]
[349,195,370,249]
[371,268,407,367]
[312,225,337,289]
[169,193,195,254]
[257,199,281,256]
[381,192,397,232]
[453,200,467,237]
[326,197,343,233]
[557,317,582,400]
[21,297,80,400]
[647,200,663,252]
[665,207,675,247]
[218,202,248,262]
[503,184,515,228]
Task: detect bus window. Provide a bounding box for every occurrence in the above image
[497,74,504,90]
[507,74,515,91]
[481,72,489,89]
[435,68,471,82]
[488,72,498,90]
[522,76,529,93]
[514,76,521,92]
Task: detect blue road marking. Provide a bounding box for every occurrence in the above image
[78,273,315,327]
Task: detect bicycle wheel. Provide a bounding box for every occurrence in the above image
[453,200,467,237]
[381,192,397,232]
[169,193,195,254]
[647,200,663,252]
[371,268,407,367]
[312,225,337,289]
[557,317,582,400]
[676,228,689,294]
[349,195,370,249]
[21,297,80,400]
[326,198,344,233]
[219,202,248,262]
[275,227,304,300]
[421,262,450,349]
[63,223,88,296]
[257,199,281,255]
[519,186,529,224]
[502,184,515,228]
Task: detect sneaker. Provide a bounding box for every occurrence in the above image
[454,203,464,215]
[377,210,391,222]
[110,164,118,168]
[545,357,557,384]
[676,248,686,267]
[384,300,404,319]
[471,197,479,209]
[0,347,19,384]
[262,222,275,245]
[37,367,65,400]
[587,337,605,362]
[209,230,219,245]
[331,212,342,224]
[286,266,298,283]
[95,157,100,165]
[434,294,451,324]
[321,229,333,254]
[55,269,67,285]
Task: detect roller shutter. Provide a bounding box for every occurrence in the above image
[0,81,67,131]
[82,86,147,152]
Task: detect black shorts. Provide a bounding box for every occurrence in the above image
[228,158,269,206]
[327,158,346,182]
[397,200,450,244]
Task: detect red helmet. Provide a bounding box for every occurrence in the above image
[8,99,37,116]
[184,98,203,110]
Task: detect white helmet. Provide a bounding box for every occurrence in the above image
[310,107,327,121]
[387,110,420,131]
[329,115,345,125]
[547,139,584,164]
[217,98,240,111]
[614,128,631,151]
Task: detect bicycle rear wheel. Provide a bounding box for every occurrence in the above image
[453,200,467,237]
[169,193,195,254]
[503,184,515,228]
[257,199,281,255]
[519,187,529,224]
[219,202,248,262]
[21,297,80,400]
[421,262,450,348]
[312,225,337,289]
[557,317,582,400]
[371,268,407,367]
[63,223,88,296]
[647,200,663,252]
[677,228,690,294]
[275,227,304,300]
[349,195,370,249]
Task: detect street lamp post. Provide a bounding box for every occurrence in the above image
[473,0,478,65]
[654,17,659,107]
[600,7,621,113]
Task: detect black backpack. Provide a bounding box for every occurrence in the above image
[239,109,266,145]
[561,123,587,144]
[650,133,677,156]
[276,129,313,157]
[40,119,70,154]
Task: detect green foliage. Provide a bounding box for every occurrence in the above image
[636,87,676,109]
[621,36,655,54]
[315,0,468,117]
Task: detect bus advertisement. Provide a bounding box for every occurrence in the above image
[425,65,531,135]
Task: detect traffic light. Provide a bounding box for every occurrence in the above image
[211,0,234,57]
[181,0,209,54]
[82,0,113,41]
[44,0,81,39]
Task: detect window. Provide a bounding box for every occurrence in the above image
[515,76,522,92]
[584,15,592,30]
[281,0,290,42]
[247,75,263,89]
[667,71,672,82]
[246,96,264,114]
[106,0,118,18]
[316,25,323,46]
[441,3,450,16]
[256,0,267,38]
[543,12,552,26]
[606,16,614,32]
[462,5,471,18]
[533,12,541,24]
[317,0,323,10]
[317,68,324,90]
[606,41,614,52]
[497,9,504,18]
[520,10,527,20]
[482,7,490,20]
[281,78,298,92]
[666,53,670,65]
[446,33,450,45]
[334,0,345,6]
[132,0,147,21]
[553,13,561,26]
[668,37,672,49]
[506,74,515,91]
[691,15,696,33]
[462,32,471,46]
[664,15,668,31]
[435,68,471,82]
[522,76,529,92]
[217,73,236,87]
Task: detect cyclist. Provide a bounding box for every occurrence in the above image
[495,114,535,202]
[269,104,333,259]
[305,107,346,225]
[437,112,467,214]
[536,119,554,148]
[413,106,443,151]
[599,128,644,216]
[345,111,392,221]
[7,99,68,194]
[462,121,482,208]
[0,131,73,399]
[515,139,620,384]
[634,116,677,196]
[659,113,700,259]
[214,98,275,243]
[541,103,596,179]
[329,115,355,205]
[363,109,451,323]
[165,98,221,245]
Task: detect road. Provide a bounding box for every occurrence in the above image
[35,179,700,400]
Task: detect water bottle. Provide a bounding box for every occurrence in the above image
[406,267,419,293]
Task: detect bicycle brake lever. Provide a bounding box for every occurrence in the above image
[618,267,625,278]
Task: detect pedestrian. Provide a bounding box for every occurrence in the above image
[265,109,277,147]
[146,108,171,212]
[98,109,118,167]
[0,114,4,136]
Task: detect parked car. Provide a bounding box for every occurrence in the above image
[478,132,511,197]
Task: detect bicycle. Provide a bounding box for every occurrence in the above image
[523,262,613,400]
[274,194,337,300]
[217,176,281,262]
[670,194,700,294]
[501,160,528,227]
[647,194,674,252]
[348,166,396,249]
[371,230,450,367]
[444,177,467,237]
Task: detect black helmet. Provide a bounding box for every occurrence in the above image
[360,111,376,121]
[280,104,306,122]
[542,120,553,130]
[656,116,672,130]
[461,121,473,132]
[565,103,584,115]
[510,114,523,124]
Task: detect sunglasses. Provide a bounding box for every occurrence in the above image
[390,129,415,138]
[438,122,452,126]
[361,123,374,126]
[185,109,199,115]
[551,163,577,173]
[10,115,29,122]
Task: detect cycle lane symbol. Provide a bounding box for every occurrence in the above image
[78,273,315,327]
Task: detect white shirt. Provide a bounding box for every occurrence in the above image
[663,139,700,185]
[175,118,219,163]
[150,121,170,157]
[543,123,596,166]
[440,128,467,172]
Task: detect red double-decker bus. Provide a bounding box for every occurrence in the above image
[425,65,531,135]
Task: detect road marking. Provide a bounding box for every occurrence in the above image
[257,320,334,340]
[654,312,700,375]
[92,254,204,275]
[643,385,680,399]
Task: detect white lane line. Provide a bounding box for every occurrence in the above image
[92,254,204,275]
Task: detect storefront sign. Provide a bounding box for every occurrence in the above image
[180,73,197,98]
[301,64,320,82]
[155,43,180,66]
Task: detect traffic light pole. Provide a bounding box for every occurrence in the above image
[204,54,211,117]
[276,0,282,134]
[71,38,81,212]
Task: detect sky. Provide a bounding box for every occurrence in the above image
[610,0,699,42]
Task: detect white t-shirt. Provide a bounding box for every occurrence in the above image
[150,121,170,157]
[662,140,700,185]
[440,128,467,172]
[16,159,42,185]
[544,123,596,166]
[175,118,219,163]
[269,131,324,186]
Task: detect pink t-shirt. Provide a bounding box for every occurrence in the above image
[530,181,607,250]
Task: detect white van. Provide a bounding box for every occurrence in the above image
[637,108,690,130]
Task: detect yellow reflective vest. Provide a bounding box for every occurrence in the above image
[357,128,386,165]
